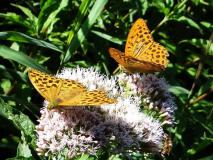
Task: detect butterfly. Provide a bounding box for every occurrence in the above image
[161,133,172,156]
[109,18,169,73]
[28,69,117,109]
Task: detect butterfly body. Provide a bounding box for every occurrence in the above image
[109,19,169,73]
[28,69,117,109]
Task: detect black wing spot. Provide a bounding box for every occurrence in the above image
[52,84,57,87]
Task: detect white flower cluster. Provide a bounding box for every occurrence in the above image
[116,73,176,125]
[36,67,176,158]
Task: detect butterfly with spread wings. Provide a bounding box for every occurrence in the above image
[28,69,117,109]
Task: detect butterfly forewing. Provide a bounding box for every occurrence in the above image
[29,69,86,103]
[125,18,153,58]
[28,69,117,108]
[28,69,61,101]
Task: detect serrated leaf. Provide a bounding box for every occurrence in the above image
[16,133,33,158]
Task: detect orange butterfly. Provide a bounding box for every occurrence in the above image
[28,69,117,109]
[109,18,169,73]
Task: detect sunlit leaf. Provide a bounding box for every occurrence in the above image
[0,31,62,53]
[63,0,108,63]
[0,45,47,72]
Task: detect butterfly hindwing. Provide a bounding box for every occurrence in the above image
[147,42,169,68]
[134,42,169,70]
[59,90,116,106]
[109,48,129,66]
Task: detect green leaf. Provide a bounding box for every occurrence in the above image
[63,0,108,63]
[0,79,11,94]
[151,1,171,15]
[67,0,92,44]
[198,155,213,160]
[169,86,190,95]
[39,0,69,34]
[200,21,213,30]
[0,65,28,83]
[0,45,47,72]
[37,0,57,32]
[0,97,36,148]
[173,16,202,32]
[16,133,33,158]
[0,12,31,29]
[180,38,213,56]
[138,0,149,15]
[11,3,38,33]
[186,67,196,77]
[91,30,124,45]
[0,31,62,53]
[78,154,90,160]
[11,4,37,22]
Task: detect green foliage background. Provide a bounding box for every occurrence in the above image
[0,0,212,159]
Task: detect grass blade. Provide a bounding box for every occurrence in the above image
[67,0,92,44]
[0,45,47,72]
[62,0,108,64]
[0,31,62,53]
[39,0,69,34]
[91,30,124,45]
